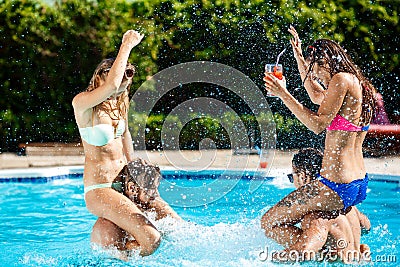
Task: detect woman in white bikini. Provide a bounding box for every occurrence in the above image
[91,158,181,259]
[261,26,376,241]
[72,30,161,256]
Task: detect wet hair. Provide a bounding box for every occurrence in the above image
[292,148,323,180]
[86,58,136,121]
[304,39,376,126]
[125,158,161,192]
[114,158,161,200]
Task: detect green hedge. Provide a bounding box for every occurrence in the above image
[128,111,322,150]
[1,0,399,152]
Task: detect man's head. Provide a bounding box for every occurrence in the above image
[288,148,323,188]
[114,158,162,204]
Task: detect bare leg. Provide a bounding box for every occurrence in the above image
[91,217,141,253]
[269,225,303,248]
[91,218,137,261]
[91,217,127,250]
[261,180,343,243]
[85,188,161,256]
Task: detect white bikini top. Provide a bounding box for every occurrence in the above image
[79,120,125,146]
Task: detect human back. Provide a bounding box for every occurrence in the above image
[299,206,369,263]
[326,206,370,263]
[303,39,376,184]
[321,73,368,183]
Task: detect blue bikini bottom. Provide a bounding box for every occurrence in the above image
[317,174,369,210]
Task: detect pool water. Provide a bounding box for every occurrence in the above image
[0,171,398,267]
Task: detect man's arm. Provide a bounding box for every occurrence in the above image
[149,197,182,221]
[274,213,330,262]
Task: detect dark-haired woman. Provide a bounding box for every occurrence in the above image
[72,30,162,256]
[261,26,376,242]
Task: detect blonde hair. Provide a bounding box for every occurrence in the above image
[86,58,135,121]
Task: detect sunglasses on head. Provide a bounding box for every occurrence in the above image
[101,68,134,79]
[287,173,294,183]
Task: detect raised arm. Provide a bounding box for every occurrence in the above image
[288,26,325,104]
[264,72,349,134]
[72,30,143,113]
[122,104,135,161]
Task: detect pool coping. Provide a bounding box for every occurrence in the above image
[0,165,399,184]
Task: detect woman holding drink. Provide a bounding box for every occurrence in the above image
[261,26,376,243]
[265,64,283,97]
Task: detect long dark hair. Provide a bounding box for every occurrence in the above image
[86,58,135,121]
[304,39,376,126]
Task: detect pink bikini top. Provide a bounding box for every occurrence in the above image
[326,114,369,132]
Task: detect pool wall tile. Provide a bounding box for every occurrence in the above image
[0,166,399,184]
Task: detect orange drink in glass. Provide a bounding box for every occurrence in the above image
[265,64,283,97]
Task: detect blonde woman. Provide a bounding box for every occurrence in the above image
[72,30,161,256]
[91,159,182,256]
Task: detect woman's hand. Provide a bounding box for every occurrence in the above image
[263,73,288,98]
[122,30,144,49]
[288,26,303,61]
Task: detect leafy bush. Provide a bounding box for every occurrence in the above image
[1,0,399,151]
[128,111,321,150]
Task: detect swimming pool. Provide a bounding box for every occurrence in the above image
[0,169,398,266]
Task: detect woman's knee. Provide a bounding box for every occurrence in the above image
[261,206,280,231]
[261,212,271,230]
[91,217,161,255]
[91,218,125,249]
[139,231,161,256]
